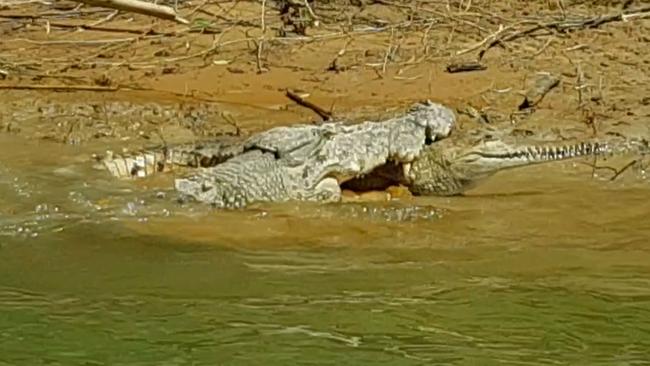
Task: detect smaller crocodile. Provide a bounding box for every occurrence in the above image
[405,131,648,196]
[344,128,647,197]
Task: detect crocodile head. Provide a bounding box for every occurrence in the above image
[405,99,457,143]
[404,129,613,196]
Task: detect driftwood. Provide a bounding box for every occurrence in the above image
[446,61,486,74]
[76,0,189,24]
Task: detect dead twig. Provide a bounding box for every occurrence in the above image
[446,61,486,73]
[256,0,268,73]
[0,13,47,19]
[75,0,189,24]
[575,62,587,109]
[531,37,554,57]
[38,21,174,35]
[285,89,333,122]
[583,159,639,181]
[0,84,120,91]
[327,37,353,72]
[220,111,242,137]
[456,23,516,56]
[88,9,119,26]
[5,37,144,45]
[582,109,598,136]
[381,26,396,76]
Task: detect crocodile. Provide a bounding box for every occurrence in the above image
[345,128,647,196]
[98,100,456,207]
[98,100,455,180]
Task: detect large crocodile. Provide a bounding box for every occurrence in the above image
[99,100,457,208]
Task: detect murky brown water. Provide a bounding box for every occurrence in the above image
[1,130,649,365]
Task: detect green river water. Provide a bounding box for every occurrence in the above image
[1,135,649,365]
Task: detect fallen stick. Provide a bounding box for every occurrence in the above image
[0,84,119,91]
[43,21,173,35]
[285,89,333,122]
[0,14,46,19]
[75,0,189,24]
[609,159,638,181]
[583,159,639,182]
[446,61,487,74]
[8,37,141,45]
[0,9,115,19]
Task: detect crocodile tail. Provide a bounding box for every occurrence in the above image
[99,146,193,179]
[98,139,246,179]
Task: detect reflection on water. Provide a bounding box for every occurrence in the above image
[1,134,650,365]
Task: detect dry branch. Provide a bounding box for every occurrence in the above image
[285,89,333,122]
[446,61,486,73]
[0,84,119,91]
[584,159,639,182]
[76,0,189,24]
[608,160,639,181]
[44,21,174,35]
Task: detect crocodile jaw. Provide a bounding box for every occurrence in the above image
[456,140,610,176]
[406,138,613,196]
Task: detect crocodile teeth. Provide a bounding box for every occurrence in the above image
[526,147,537,160]
[567,145,576,157]
[543,146,552,160]
[403,163,412,178]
